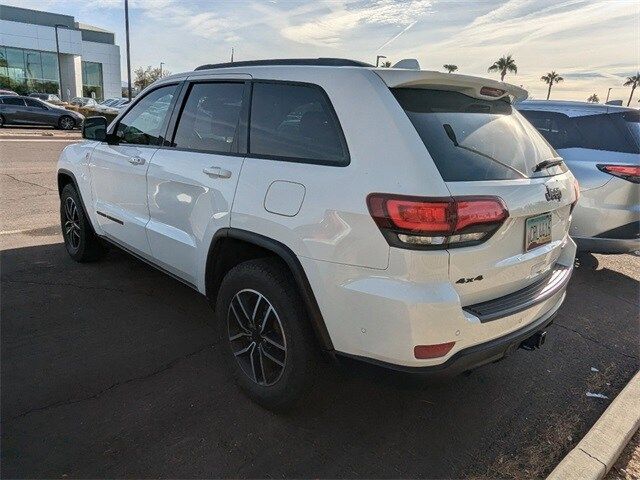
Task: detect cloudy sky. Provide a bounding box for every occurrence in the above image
[4,0,639,101]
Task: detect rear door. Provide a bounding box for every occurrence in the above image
[1,97,27,123]
[392,89,576,305]
[145,78,249,284]
[23,98,54,125]
[89,83,179,256]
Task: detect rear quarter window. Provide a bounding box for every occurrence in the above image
[249,82,349,165]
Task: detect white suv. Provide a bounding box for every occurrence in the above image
[57,58,578,409]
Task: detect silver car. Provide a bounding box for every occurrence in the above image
[518,100,639,254]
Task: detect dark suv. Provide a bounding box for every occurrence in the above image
[0,95,84,129]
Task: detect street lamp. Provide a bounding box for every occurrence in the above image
[54,24,67,100]
[125,0,132,100]
[160,62,165,77]
[376,55,387,67]
[605,87,613,103]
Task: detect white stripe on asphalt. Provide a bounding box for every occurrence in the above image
[0,138,80,142]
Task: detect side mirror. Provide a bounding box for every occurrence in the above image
[82,116,107,141]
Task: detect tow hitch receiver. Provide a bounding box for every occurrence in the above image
[520,330,547,351]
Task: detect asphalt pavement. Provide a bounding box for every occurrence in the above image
[1,135,639,478]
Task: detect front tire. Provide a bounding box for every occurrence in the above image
[60,184,106,262]
[215,258,317,410]
[58,115,75,130]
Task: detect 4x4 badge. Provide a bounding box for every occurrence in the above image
[545,186,562,201]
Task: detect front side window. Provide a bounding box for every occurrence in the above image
[24,98,45,109]
[172,82,244,153]
[249,82,348,164]
[392,89,565,181]
[115,84,177,146]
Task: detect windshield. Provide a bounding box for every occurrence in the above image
[392,89,566,181]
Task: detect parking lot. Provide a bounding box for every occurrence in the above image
[1,134,639,478]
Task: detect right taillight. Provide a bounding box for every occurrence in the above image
[367,194,508,249]
[597,164,640,184]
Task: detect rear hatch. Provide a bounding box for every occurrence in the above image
[379,70,576,305]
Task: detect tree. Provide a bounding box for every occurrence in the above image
[133,65,170,91]
[540,71,564,100]
[487,54,517,81]
[587,93,599,103]
[443,64,458,73]
[623,73,639,106]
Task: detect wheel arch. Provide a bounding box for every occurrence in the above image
[57,168,97,232]
[205,228,334,351]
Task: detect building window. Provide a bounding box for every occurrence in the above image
[81,61,103,100]
[0,46,60,95]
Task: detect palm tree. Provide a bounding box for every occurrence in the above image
[380,60,392,68]
[540,71,563,100]
[587,93,599,103]
[443,64,458,73]
[487,54,517,81]
[623,73,639,106]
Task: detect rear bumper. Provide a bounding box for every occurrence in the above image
[336,296,561,376]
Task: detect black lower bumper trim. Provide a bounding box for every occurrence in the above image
[335,300,561,377]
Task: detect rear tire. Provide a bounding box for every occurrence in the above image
[215,258,317,411]
[58,115,75,130]
[60,184,106,262]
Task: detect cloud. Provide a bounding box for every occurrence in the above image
[280,0,432,47]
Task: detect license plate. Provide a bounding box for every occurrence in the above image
[525,213,552,251]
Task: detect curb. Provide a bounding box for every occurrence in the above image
[547,369,640,480]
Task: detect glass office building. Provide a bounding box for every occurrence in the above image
[0,46,60,95]
[0,5,121,101]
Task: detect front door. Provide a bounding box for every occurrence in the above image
[146,80,248,284]
[89,83,179,256]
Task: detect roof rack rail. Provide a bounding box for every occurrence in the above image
[194,58,372,71]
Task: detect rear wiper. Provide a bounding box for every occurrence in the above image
[533,158,564,172]
[442,124,526,178]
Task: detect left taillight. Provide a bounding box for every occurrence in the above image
[597,164,640,184]
[367,194,508,249]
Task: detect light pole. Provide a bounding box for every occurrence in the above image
[605,87,612,103]
[125,0,132,100]
[54,24,67,100]
[160,62,165,77]
[376,55,386,67]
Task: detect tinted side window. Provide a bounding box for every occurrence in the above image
[2,97,25,106]
[24,98,45,108]
[574,114,638,154]
[116,85,177,146]
[519,110,580,149]
[172,82,244,153]
[249,82,348,164]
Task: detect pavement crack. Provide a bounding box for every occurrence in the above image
[1,173,55,191]
[578,447,607,468]
[10,343,215,420]
[554,322,638,360]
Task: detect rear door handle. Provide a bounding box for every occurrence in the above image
[203,166,232,179]
[128,156,145,165]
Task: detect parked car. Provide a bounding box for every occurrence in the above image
[29,92,64,105]
[0,89,18,96]
[69,97,98,108]
[57,58,578,409]
[0,95,84,129]
[518,100,639,254]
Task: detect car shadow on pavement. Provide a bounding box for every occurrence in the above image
[1,242,638,479]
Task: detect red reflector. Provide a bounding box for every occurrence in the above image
[480,86,506,97]
[386,199,452,233]
[414,342,455,359]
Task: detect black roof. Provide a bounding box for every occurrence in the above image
[194,58,372,71]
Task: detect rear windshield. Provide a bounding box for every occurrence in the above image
[392,89,566,181]
[520,109,640,154]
